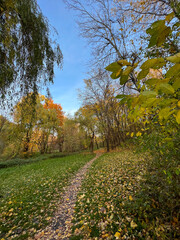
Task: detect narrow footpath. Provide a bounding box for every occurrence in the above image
[34,153,101,240]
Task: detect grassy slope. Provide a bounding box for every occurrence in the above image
[0,153,95,240]
[71,150,178,240]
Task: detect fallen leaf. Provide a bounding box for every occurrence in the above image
[114,231,121,239]
[129,195,133,201]
[130,220,138,229]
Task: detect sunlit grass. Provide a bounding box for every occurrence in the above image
[0,153,95,240]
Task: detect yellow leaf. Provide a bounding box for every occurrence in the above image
[130,220,138,229]
[102,233,109,238]
[9,208,14,212]
[8,201,12,204]
[46,217,51,221]
[129,195,133,201]
[176,110,180,124]
[114,231,121,239]
[130,132,134,137]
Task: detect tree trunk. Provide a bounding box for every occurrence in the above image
[106,137,110,152]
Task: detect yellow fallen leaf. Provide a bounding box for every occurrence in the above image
[8,201,12,204]
[45,217,51,221]
[102,233,109,238]
[130,220,138,229]
[129,195,133,201]
[114,231,121,239]
[9,208,14,212]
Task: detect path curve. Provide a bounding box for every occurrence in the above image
[34,153,101,240]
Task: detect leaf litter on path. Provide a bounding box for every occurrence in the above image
[33,153,101,240]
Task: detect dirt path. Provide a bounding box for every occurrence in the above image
[33,153,101,240]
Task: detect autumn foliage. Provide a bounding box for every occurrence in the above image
[44,99,64,126]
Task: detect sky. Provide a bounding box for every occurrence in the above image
[37,0,91,116]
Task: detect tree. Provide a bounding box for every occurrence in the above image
[0,115,8,154]
[114,0,180,21]
[14,93,40,153]
[106,6,180,233]
[75,106,98,152]
[63,117,86,152]
[13,94,64,155]
[106,11,180,126]
[0,0,63,106]
[79,70,131,151]
[65,0,179,93]
[39,98,64,153]
[64,0,137,65]
[0,115,18,158]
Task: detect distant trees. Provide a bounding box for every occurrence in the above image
[0,94,64,158]
[62,117,86,152]
[38,98,64,154]
[75,106,98,152]
[0,0,63,106]
[78,70,133,151]
[0,115,18,158]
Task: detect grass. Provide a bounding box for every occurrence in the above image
[0,152,76,169]
[71,149,179,239]
[0,152,95,240]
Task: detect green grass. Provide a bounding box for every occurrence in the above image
[0,152,75,169]
[0,153,95,240]
[71,150,179,239]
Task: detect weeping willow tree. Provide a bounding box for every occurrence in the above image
[0,0,63,106]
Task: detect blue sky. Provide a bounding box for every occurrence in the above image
[37,0,91,116]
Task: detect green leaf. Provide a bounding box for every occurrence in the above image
[145,78,160,86]
[117,59,131,66]
[123,66,134,75]
[158,83,175,94]
[141,91,157,98]
[166,64,180,78]
[159,107,174,120]
[110,69,122,79]
[175,168,180,175]
[116,94,126,99]
[137,69,149,80]
[166,52,180,63]
[141,97,159,107]
[159,98,177,107]
[165,12,174,22]
[141,58,166,70]
[105,62,121,72]
[173,78,180,90]
[156,27,171,47]
[120,75,129,85]
[146,20,171,47]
